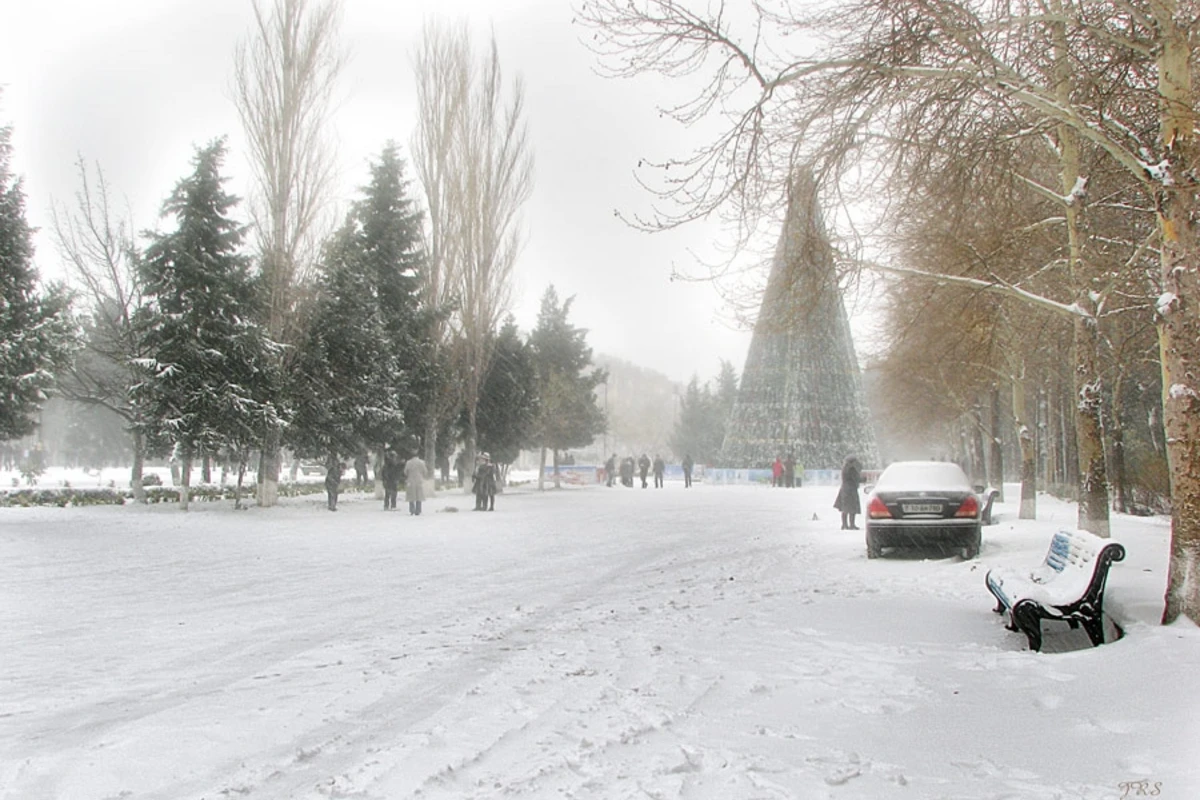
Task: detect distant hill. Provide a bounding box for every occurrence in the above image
[587,354,682,463]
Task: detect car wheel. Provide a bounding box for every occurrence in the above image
[866,528,882,559]
[962,525,982,559]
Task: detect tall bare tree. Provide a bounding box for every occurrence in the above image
[233,0,345,506]
[51,159,149,502]
[412,20,534,479]
[412,20,471,470]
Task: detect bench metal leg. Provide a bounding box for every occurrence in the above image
[1081,616,1105,647]
[1012,602,1044,652]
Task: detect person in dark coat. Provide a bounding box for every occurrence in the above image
[620,456,634,487]
[381,448,401,510]
[783,453,796,488]
[638,454,651,488]
[324,454,344,511]
[652,455,665,488]
[604,453,617,487]
[682,454,694,488]
[474,453,497,511]
[834,455,864,530]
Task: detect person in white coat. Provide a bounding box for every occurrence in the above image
[405,453,428,516]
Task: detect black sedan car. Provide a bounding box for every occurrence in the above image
[864,461,983,559]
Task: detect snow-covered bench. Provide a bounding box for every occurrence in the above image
[980,487,1000,525]
[985,529,1125,652]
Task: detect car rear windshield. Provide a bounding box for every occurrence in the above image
[875,462,972,492]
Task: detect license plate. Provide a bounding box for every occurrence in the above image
[901,503,943,514]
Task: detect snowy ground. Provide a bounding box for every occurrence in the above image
[2,476,1198,800]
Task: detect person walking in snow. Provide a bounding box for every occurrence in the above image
[620,456,634,487]
[381,448,401,510]
[784,453,796,488]
[474,453,497,511]
[772,456,784,487]
[404,450,428,516]
[604,453,617,487]
[652,455,665,488]
[682,454,694,488]
[324,454,344,511]
[834,455,864,530]
[638,454,651,488]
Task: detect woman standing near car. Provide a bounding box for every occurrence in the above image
[834,455,863,530]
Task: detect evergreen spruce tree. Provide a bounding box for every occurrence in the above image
[475,316,537,468]
[287,223,397,465]
[528,286,607,488]
[134,138,279,509]
[357,142,434,449]
[287,142,431,472]
[669,360,739,466]
[0,124,76,441]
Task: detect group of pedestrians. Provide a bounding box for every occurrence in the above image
[322,444,435,516]
[770,454,802,488]
[603,453,694,488]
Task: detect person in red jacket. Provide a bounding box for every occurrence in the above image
[772,456,784,487]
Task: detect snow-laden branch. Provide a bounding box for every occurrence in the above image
[862,261,1090,320]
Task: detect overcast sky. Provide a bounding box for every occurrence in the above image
[2,0,773,385]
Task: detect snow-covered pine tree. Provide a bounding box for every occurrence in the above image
[529,286,607,489]
[134,138,279,509]
[0,123,76,441]
[355,143,433,449]
[475,315,537,469]
[287,143,431,474]
[287,222,397,466]
[669,367,737,466]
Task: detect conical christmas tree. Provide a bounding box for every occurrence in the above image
[721,169,877,470]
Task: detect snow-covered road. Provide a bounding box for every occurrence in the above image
[2,482,1198,799]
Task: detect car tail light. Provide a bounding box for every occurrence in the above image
[867,496,892,519]
[955,495,980,517]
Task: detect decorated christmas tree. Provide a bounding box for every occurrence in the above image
[721,170,878,470]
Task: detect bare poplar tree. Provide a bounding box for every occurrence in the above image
[412,20,471,470]
[233,0,345,506]
[51,159,149,502]
[412,20,534,479]
[580,0,1200,624]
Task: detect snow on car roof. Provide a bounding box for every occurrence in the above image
[874,461,972,492]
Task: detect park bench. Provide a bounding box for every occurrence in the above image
[985,529,1125,652]
[973,485,1001,525]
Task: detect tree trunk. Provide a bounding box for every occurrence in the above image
[1074,314,1111,536]
[257,427,281,507]
[989,386,1004,501]
[235,449,248,510]
[1108,372,1129,514]
[553,448,562,490]
[130,430,146,504]
[537,446,547,491]
[1051,7,1110,536]
[424,418,438,498]
[1154,0,1200,626]
[180,453,192,511]
[1013,375,1036,520]
[970,402,987,486]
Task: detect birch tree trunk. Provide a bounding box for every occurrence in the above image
[989,386,1004,501]
[1013,375,1036,520]
[1153,0,1200,625]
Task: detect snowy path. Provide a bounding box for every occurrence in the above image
[2,483,1198,799]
